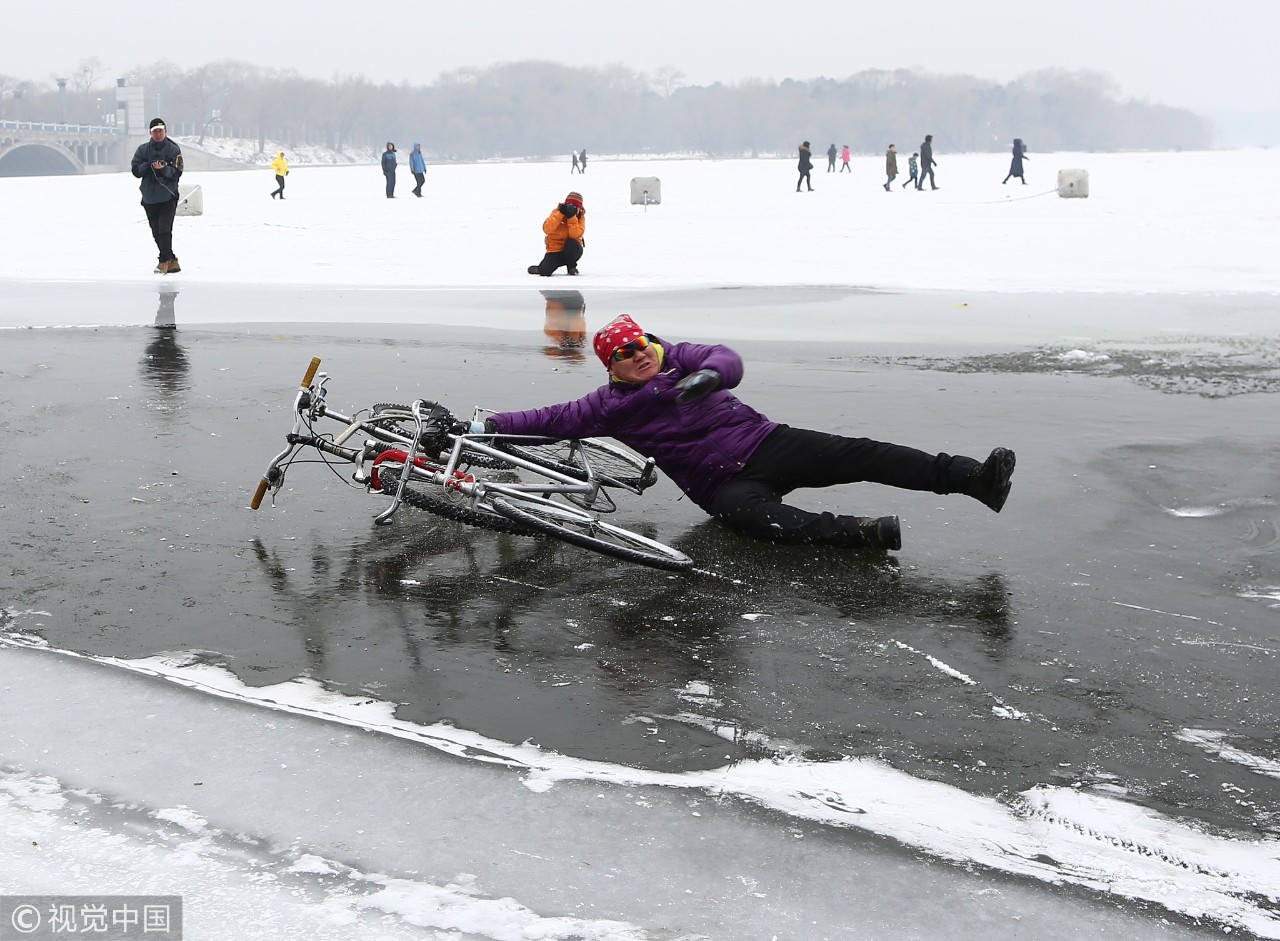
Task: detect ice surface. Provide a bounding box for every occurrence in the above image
[3,633,1266,940]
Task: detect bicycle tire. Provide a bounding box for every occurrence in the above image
[497,438,656,491]
[490,496,692,571]
[369,402,415,431]
[383,476,536,536]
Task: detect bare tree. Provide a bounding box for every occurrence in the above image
[652,65,686,98]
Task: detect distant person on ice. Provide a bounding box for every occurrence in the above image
[884,144,898,191]
[1002,138,1029,185]
[131,117,183,274]
[269,151,288,199]
[466,314,1017,551]
[840,144,851,172]
[827,143,838,172]
[381,142,397,198]
[903,152,919,189]
[578,148,588,173]
[410,143,426,197]
[917,134,938,190]
[528,191,585,277]
[797,141,814,192]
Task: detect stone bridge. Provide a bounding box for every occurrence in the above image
[0,121,125,176]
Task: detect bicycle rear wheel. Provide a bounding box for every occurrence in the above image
[490,496,692,571]
[497,438,656,491]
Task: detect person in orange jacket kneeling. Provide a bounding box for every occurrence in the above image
[528,191,585,277]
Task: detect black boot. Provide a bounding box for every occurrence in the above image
[965,448,1016,512]
[856,515,902,550]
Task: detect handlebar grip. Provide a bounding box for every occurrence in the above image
[250,478,269,510]
[300,357,321,388]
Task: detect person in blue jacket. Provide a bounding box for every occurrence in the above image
[474,315,1016,551]
[381,142,397,198]
[131,118,184,274]
[409,143,426,197]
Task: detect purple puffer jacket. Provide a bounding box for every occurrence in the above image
[490,338,778,509]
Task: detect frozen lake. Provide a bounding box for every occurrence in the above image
[2,152,1278,939]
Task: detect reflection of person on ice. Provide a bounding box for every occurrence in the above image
[540,289,587,360]
[528,191,585,277]
[471,315,1017,550]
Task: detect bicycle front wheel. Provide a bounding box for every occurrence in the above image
[497,438,656,491]
[490,496,692,572]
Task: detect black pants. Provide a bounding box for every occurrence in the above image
[384,172,395,198]
[271,174,285,197]
[917,167,936,190]
[707,426,978,547]
[797,170,812,191]
[535,238,583,276]
[143,199,178,262]
[412,172,425,196]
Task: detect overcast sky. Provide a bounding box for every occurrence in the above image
[6,0,1276,115]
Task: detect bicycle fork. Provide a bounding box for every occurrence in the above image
[374,399,432,525]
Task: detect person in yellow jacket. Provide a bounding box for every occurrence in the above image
[528,191,585,277]
[269,152,289,199]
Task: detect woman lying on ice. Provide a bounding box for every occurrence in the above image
[464,315,1015,551]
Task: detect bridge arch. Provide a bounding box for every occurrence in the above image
[0,140,85,176]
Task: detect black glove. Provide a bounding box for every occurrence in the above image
[560,203,578,217]
[415,403,455,451]
[674,369,721,404]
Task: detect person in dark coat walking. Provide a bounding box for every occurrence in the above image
[130,118,184,274]
[381,142,397,198]
[1002,138,1029,185]
[827,143,838,172]
[578,148,588,173]
[797,141,814,192]
[884,144,898,191]
[917,134,938,190]
[467,314,1017,551]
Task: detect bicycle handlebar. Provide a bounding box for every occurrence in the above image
[250,478,269,510]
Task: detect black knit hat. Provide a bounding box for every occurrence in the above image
[149,118,166,130]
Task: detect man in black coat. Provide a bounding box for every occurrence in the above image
[917,134,938,191]
[130,118,184,274]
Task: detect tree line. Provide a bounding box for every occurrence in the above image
[1,58,1213,158]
